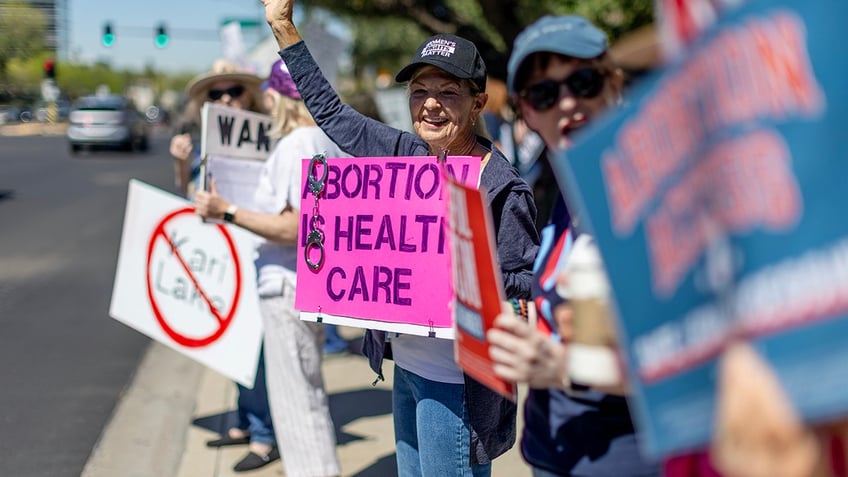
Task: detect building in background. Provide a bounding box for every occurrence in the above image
[0,0,69,59]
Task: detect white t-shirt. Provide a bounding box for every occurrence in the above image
[253,126,347,297]
[391,333,465,384]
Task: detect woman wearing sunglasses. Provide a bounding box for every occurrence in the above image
[169,60,265,198]
[486,15,660,477]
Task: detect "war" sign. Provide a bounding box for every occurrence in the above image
[200,103,273,211]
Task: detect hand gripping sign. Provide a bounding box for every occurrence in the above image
[296,155,481,339]
[445,171,516,399]
[109,180,263,387]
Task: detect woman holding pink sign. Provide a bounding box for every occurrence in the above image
[261,1,540,476]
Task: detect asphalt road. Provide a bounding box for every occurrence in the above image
[0,130,176,476]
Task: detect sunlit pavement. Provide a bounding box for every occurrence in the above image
[81,326,531,477]
[0,121,68,137]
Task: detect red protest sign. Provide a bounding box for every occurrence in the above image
[447,176,516,399]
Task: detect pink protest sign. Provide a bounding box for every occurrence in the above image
[295,156,481,337]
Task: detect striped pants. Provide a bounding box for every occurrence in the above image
[261,285,341,477]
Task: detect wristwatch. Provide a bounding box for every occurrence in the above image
[223,204,238,223]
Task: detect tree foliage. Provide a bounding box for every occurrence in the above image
[303,0,653,80]
[2,54,195,108]
[0,1,47,80]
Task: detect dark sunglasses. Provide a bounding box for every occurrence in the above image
[520,68,606,111]
[208,85,245,101]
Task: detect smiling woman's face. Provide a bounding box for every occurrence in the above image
[408,66,486,155]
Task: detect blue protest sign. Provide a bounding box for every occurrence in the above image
[551,0,848,458]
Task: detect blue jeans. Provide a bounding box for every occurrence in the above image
[235,347,276,446]
[324,323,348,353]
[393,364,491,477]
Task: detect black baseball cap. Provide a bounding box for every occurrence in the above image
[396,34,487,92]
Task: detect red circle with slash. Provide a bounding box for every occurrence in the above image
[145,207,242,347]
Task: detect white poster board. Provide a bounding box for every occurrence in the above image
[109,179,263,388]
[220,21,248,68]
[200,103,274,210]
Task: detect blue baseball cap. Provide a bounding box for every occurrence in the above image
[507,15,609,93]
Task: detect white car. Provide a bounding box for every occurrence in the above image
[67,95,149,153]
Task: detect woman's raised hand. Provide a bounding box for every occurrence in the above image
[260,0,301,47]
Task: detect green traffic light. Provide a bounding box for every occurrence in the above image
[103,23,115,47]
[155,24,168,48]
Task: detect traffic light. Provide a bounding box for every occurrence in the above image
[102,22,115,47]
[43,58,56,79]
[155,23,169,48]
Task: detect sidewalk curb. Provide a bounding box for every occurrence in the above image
[0,122,67,137]
[81,341,203,477]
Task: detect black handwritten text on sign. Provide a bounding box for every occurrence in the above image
[217,115,272,153]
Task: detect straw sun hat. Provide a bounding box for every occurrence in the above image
[185,59,265,108]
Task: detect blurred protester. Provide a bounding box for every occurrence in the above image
[486,15,661,477]
[481,79,544,181]
[171,60,276,472]
[480,78,510,150]
[194,58,344,477]
[343,90,385,124]
[481,78,549,229]
[169,60,265,198]
[261,1,540,475]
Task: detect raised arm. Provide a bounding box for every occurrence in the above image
[261,0,302,49]
[263,0,426,158]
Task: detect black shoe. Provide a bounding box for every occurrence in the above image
[233,447,280,472]
[206,433,251,448]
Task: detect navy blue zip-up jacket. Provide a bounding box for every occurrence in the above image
[280,40,540,464]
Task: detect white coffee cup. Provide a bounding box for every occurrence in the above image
[557,235,621,387]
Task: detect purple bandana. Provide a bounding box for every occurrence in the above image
[266,59,301,100]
